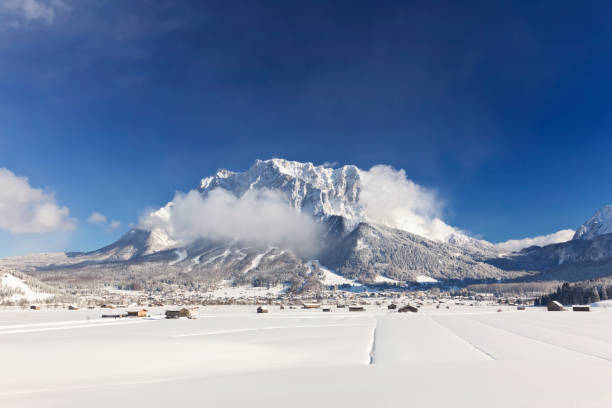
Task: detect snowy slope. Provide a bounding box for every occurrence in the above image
[574,205,612,240]
[0,272,52,302]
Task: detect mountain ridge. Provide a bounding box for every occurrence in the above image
[2,158,612,292]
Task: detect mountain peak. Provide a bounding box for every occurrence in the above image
[197,158,364,228]
[573,205,612,240]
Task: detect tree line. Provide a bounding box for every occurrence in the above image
[535,282,611,306]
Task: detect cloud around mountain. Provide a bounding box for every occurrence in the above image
[138,159,466,257]
[140,188,324,258]
[359,165,460,242]
[136,159,577,256]
[494,229,575,252]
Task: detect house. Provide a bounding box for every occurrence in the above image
[165,308,194,319]
[127,309,148,317]
[398,305,418,313]
[30,305,40,310]
[572,305,590,312]
[547,301,564,311]
[302,303,321,309]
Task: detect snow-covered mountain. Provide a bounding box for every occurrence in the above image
[145,158,492,254]
[4,159,612,292]
[199,159,363,227]
[573,205,612,240]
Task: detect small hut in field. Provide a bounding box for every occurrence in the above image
[302,303,321,309]
[349,305,365,312]
[572,305,590,312]
[547,301,564,311]
[387,303,397,310]
[127,309,148,317]
[30,305,40,310]
[68,305,79,310]
[257,306,269,313]
[398,305,418,313]
[165,308,194,319]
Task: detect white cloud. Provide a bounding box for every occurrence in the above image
[88,211,120,231]
[495,229,575,252]
[359,165,460,241]
[0,168,76,234]
[87,212,107,225]
[140,188,324,258]
[0,0,68,25]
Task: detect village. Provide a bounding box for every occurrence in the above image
[17,285,541,316]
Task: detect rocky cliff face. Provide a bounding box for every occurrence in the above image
[574,205,612,240]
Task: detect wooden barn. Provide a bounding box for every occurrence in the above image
[302,303,321,309]
[547,301,564,311]
[127,309,147,317]
[398,305,418,313]
[165,308,194,319]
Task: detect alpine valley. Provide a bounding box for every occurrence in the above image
[2,159,612,295]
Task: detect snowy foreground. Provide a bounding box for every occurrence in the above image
[2,305,612,407]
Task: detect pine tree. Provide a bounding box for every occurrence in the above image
[603,287,609,300]
[591,287,601,303]
[573,289,584,305]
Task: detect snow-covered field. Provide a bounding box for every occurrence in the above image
[2,305,612,407]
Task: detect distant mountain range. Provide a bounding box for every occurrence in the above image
[1,159,612,292]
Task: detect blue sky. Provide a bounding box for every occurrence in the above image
[1,0,611,256]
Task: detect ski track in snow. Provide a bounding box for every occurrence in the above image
[472,315,612,362]
[0,319,153,336]
[427,315,496,361]
[173,323,371,338]
[368,322,377,365]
